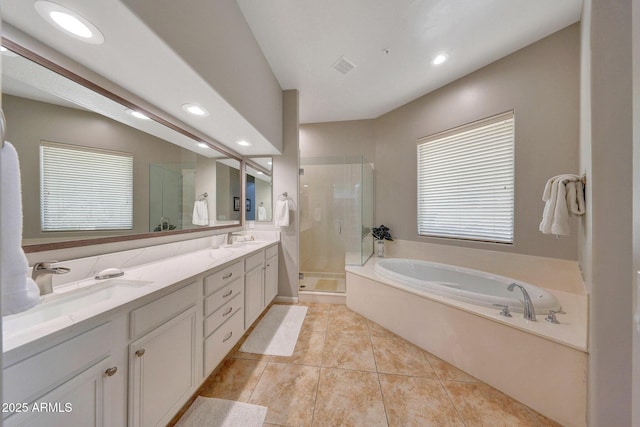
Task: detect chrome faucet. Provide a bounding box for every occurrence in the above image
[507,282,536,321]
[32,261,71,295]
[226,232,243,245]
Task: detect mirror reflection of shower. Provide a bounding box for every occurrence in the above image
[299,156,374,294]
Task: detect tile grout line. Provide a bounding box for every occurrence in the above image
[309,309,330,426]
[367,319,391,427]
[430,363,469,426]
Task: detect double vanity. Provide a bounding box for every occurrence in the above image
[2,235,279,427]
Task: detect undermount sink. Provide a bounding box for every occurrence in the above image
[224,240,264,248]
[3,279,152,334]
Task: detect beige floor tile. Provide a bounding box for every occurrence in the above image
[313,368,387,427]
[269,330,326,366]
[327,309,370,334]
[198,358,268,402]
[443,381,561,426]
[303,310,330,332]
[299,302,333,313]
[321,331,377,371]
[371,334,437,378]
[379,374,465,426]
[367,320,396,337]
[249,362,320,427]
[426,353,478,382]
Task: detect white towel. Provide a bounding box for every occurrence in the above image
[274,198,290,227]
[1,142,40,315]
[539,174,585,236]
[257,205,267,221]
[192,199,209,226]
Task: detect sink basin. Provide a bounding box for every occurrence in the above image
[3,279,152,333]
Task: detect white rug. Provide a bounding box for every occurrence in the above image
[239,305,308,356]
[175,397,267,427]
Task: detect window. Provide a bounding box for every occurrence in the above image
[417,111,514,243]
[40,142,133,231]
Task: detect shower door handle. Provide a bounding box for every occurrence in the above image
[336,219,342,235]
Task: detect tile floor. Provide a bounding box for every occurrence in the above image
[171,303,559,426]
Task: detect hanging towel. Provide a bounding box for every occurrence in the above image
[274,198,290,227]
[257,205,267,221]
[1,142,40,315]
[192,199,209,226]
[539,174,585,236]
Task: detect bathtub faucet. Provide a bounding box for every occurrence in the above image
[507,282,537,321]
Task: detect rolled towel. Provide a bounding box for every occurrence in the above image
[1,142,40,315]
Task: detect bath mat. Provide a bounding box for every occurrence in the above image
[314,279,339,291]
[239,305,308,356]
[175,397,267,427]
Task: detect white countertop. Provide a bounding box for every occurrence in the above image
[3,240,278,354]
[346,257,588,353]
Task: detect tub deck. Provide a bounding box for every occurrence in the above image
[346,258,587,427]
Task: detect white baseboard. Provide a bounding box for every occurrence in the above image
[274,295,299,304]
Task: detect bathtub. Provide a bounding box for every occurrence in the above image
[346,257,588,426]
[374,258,561,313]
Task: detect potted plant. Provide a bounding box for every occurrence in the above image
[372,224,393,257]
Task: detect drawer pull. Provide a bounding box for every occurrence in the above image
[104,367,118,377]
[223,306,233,316]
[223,272,233,280]
[222,331,233,342]
[222,289,233,298]
[135,348,146,358]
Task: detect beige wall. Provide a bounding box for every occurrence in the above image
[123,0,283,151]
[300,120,375,161]
[4,95,185,241]
[582,0,634,424]
[374,24,580,261]
[272,90,299,299]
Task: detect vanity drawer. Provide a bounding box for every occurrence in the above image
[245,252,264,271]
[130,281,199,339]
[204,308,244,375]
[204,261,243,296]
[204,277,243,317]
[204,294,242,337]
[4,322,111,405]
[266,244,278,259]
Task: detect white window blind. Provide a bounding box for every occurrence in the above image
[40,142,133,231]
[417,112,514,243]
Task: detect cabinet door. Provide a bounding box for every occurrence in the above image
[244,265,264,329]
[4,357,116,427]
[129,307,197,427]
[264,255,278,305]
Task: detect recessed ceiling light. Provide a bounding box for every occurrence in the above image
[257,171,264,175]
[198,142,210,149]
[35,1,104,44]
[126,109,150,120]
[236,140,251,147]
[182,103,209,117]
[267,161,272,165]
[432,53,448,66]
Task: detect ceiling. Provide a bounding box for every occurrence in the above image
[237,0,583,123]
[2,0,583,154]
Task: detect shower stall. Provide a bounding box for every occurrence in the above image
[299,156,374,293]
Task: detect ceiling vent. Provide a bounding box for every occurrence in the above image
[332,56,356,75]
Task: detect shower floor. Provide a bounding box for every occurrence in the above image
[299,273,346,293]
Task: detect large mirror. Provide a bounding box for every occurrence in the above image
[245,158,272,222]
[1,42,242,250]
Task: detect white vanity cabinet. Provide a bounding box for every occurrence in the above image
[264,245,279,306]
[202,261,245,375]
[244,252,265,329]
[244,244,279,329]
[2,321,126,427]
[128,282,200,427]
